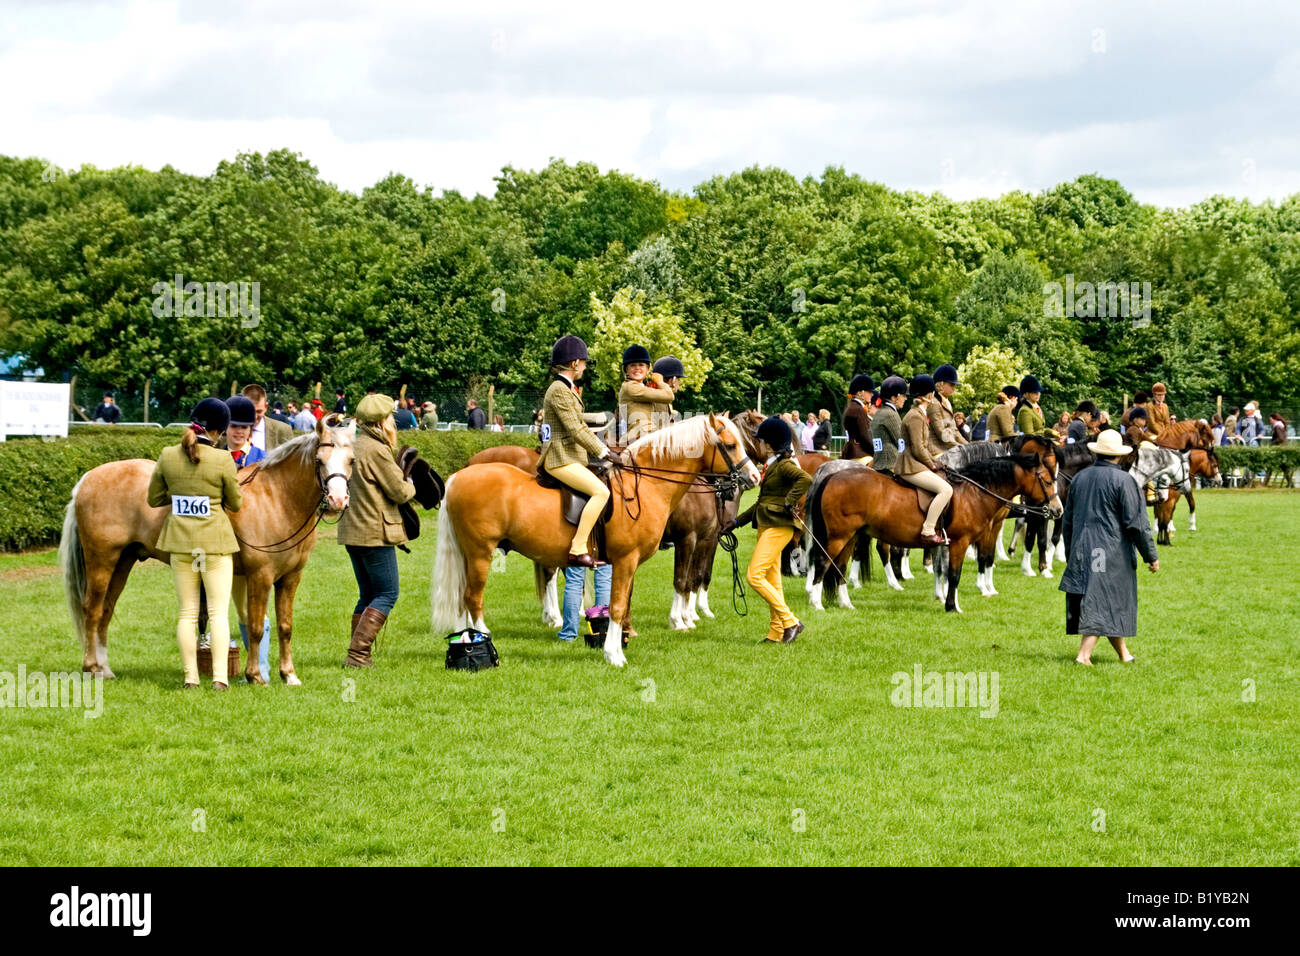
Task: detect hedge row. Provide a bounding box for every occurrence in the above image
[1215,445,1300,484]
[0,426,537,551]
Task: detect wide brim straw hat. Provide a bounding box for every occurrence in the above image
[1087,429,1132,457]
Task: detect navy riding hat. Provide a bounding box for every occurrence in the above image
[551,335,589,366]
[622,344,652,368]
[933,364,960,385]
[1019,375,1043,394]
[755,416,793,453]
[225,395,257,427]
[1128,406,1148,420]
[880,375,908,400]
[909,374,935,398]
[190,397,231,433]
[652,356,685,380]
[1002,385,1020,399]
[849,373,875,395]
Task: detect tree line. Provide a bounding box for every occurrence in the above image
[1,150,1297,423]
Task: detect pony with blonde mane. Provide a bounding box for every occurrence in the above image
[432,413,759,666]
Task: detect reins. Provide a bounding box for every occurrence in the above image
[233,439,347,553]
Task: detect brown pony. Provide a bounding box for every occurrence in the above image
[807,450,1061,613]
[431,414,760,666]
[1153,446,1222,544]
[1156,420,1216,452]
[57,416,356,684]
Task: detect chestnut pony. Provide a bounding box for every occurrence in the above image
[58,415,356,684]
[807,449,1062,613]
[432,414,759,666]
[1153,446,1222,544]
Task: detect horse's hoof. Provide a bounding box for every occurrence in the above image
[100,668,116,680]
[245,673,268,686]
[603,650,626,667]
[283,673,302,686]
[1042,570,1053,579]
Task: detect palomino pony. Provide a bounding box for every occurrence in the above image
[432,414,760,666]
[807,451,1062,613]
[58,416,356,684]
[1153,447,1222,544]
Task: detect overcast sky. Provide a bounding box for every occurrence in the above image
[3,0,1299,207]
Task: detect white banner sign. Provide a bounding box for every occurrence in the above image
[0,382,71,441]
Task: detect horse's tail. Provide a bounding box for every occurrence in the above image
[807,468,834,582]
[533,561,549,607]
[430,475,470,634]
[58,474,88,644]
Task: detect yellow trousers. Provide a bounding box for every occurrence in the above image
[170,552,234,685]
[747,526,798,641]
[900,469,952,536]
[548,462,611,557]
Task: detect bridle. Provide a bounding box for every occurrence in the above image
[948,456,1059,519]
[609,419,757,522]
[234,438,351,553]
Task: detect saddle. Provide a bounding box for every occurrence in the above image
[884,470,954,529]
[394,447,447,550]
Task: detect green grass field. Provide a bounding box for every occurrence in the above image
[1,489,1296,866]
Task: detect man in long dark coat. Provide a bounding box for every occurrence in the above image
[1059,428,1160,665]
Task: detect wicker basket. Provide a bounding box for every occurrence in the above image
[197,644,241,680]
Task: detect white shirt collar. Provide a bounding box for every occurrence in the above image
[251,418,266,450]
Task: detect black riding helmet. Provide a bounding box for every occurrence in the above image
[909,374,935,398]
[622,344,652,368]
[933,364,960,385]
[653,356,685,380]
[755,416,793,454]
[881,375,908,401]
[190,397,231,433]
[225,394,257,427]
[849,373,875,395]
[551,335,589,366]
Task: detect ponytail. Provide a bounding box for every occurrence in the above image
[180,422,217,463]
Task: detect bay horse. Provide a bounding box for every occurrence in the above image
[807,451,1061,613]
[1155,420,1217,452]
[1153,447,1222,544]
[57,416,356,684]
[431,414,760,666]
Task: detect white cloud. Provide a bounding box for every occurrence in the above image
[0,0,1298,206]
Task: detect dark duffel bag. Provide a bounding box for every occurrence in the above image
[445,630,500,671]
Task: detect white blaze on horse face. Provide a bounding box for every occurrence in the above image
[322,435,352,512]
[719,418,762,487]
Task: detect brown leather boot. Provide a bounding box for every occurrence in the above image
[344,608,386,668]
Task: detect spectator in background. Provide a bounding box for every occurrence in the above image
[92,392,122,424]
[491,415,505,433]
[1223,407,1239,444]
[268,401,294,427]
[240,384,293,452]
[970,410,989,441]
[467,399,487,430]
[292,402,316,431]
[334,389,347,414]
[1056,412,1072,436]
[393,400,418,430]
[1211,413,1225,445]
[1238,403,1260,445]
[1270,413,1288,445]
[801,413,817,452]
[813,409,832,451]
[310,399,325,421]
[286,400,299,419]
[420,401,438,430]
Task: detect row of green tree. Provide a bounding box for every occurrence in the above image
[1,150,1297,422]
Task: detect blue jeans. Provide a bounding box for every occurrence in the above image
[558,564,612,641]
[240,617,271,676]
[346,545,400,616]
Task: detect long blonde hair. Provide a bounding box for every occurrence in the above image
[362,415,398,449]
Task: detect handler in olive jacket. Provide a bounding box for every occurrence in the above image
[338,393,415,668]
[729,416,813,644]
[148,397,242,690]
[841,374,875,461]
[1059,428,1159,665]
[868,376,908,474]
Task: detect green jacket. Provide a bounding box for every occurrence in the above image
[987,403,1016,441]
[869,403,904,473]
[540,377,608,470]
[736,457,812,530]
[1016,402,1051,438]
[148,441,243,555]
[419,411,438,430]
[336,427,416,548]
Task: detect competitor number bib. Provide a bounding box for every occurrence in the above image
[872,437,883,453]
[540,423,551,442]
[897,438,906,452]
[172,495,211,518]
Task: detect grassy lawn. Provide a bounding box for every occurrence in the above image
[0,488,1296,865]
